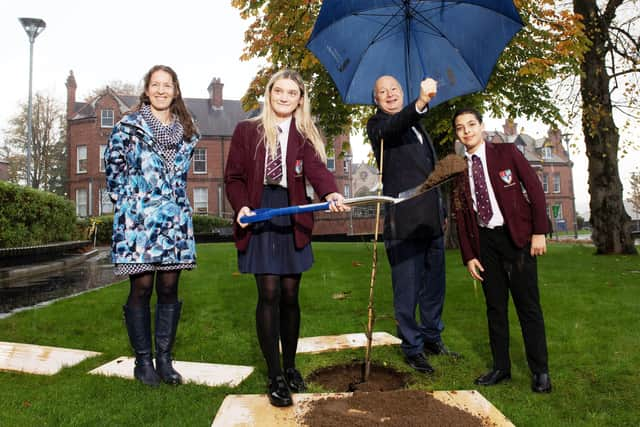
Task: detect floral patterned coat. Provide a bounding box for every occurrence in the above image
[104,111,198,265]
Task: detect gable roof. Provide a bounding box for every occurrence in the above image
[69,89,252,137]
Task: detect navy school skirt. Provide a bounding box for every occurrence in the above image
[238,185,313,274]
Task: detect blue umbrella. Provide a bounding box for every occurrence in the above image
[306,0,523,106]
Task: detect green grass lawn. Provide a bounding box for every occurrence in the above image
[1,242,638,426]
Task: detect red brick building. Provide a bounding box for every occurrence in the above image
[65,71,355,234]
[484,119,578,235]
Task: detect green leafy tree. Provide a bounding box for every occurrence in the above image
[572,0,638,254]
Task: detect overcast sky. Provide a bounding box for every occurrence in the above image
[2,1,638,218]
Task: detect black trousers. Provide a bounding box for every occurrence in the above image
[479,227,549,374]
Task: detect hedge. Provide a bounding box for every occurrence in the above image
[0,181,80,248]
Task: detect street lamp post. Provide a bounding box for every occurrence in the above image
[344,152,354,235]
[19,17,46,187]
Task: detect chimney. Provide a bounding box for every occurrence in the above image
[65,70,77,118]
[503,118,517,136]
[208,77,224,110]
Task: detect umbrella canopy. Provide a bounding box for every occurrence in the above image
[307,0,523,106]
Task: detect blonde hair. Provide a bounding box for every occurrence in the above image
[253,69,327,162]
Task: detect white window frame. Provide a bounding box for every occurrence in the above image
[553,173,561,193]
[194,187,208,214]
[542,146,552,160]
[99,144,107,172]
[99,188,113,214]
[344,184,351,198]
[101,109,114,128]
[193,148,207,174]
[326,155,335,171]
[77,145,87,174]
[76,188,88,217]
[542,174,549,193]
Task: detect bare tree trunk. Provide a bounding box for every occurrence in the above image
[573,0,636,255]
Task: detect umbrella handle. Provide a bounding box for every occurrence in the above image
[239,201,331,224]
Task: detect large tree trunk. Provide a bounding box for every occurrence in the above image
[573,0,636,254]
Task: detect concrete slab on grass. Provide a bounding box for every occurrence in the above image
[295,332,401,354]
[211,390,514,427]
[89,357,254,387]
[0,341,101,375]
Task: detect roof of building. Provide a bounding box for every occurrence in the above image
[69,89,253,137]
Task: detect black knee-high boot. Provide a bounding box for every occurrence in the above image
[123,305,161,386]
[155,301,183,385]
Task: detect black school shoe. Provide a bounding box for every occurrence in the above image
[405,352,435,374]
[267,375,293,407]
[423,340,461,358]
[284,367,307,392]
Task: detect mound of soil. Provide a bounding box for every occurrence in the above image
[307,362,408,392]
[301,389,490,427]
[303,363,490,426]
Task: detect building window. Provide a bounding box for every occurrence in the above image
[542,174,549,193]
[76,189,88,217]
[194,188,208,214]
[101,109,114,128]
[344,184,351,198]
[542,146,552,160]
[553,173,561,193]
[99,144,107,172]
[327,155,335,171]
[194,148,207,173]
[77,145,87,173]
[552,204,563,219]
[99,188,113,214]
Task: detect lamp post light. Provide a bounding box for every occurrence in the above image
[19,17,46,187]
[344,152,354,235]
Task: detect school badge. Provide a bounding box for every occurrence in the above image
[295,159,303,175]
[499,169,513,185]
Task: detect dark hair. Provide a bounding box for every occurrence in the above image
[135,65,197,139]
[452,108,483,128]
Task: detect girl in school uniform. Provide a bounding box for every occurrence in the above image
[224,69,348,407]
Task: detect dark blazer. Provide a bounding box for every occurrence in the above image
[452,142,549,265]
[366,100,444,240]
[224,118,338,251]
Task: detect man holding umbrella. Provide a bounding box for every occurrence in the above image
[367,75,458,373]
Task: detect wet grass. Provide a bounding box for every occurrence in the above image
[0,242,638,426]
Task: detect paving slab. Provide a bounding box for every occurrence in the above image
[211,390,514,427]
[89,357,254,387]
[0,341,101,375]
[295,332,401,354]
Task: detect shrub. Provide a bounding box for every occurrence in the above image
[0,181,80,248]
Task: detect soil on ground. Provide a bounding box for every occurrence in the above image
[303,362,490,427]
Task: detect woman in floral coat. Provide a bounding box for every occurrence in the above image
[104,65,198,386]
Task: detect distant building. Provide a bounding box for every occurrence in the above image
[65,71,352,235]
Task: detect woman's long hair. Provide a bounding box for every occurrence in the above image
[254,69,326,162]
[135,65,197,140]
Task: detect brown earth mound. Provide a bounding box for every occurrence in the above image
[301,389,490,427]
[304,363,489,426]
[307,362,408,392]
[419,154,467,193]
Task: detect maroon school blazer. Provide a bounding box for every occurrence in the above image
[224,118,338,251]
[452,142,549,265]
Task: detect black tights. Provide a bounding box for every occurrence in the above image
[126,270,181,308]
[255,274,301,378]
